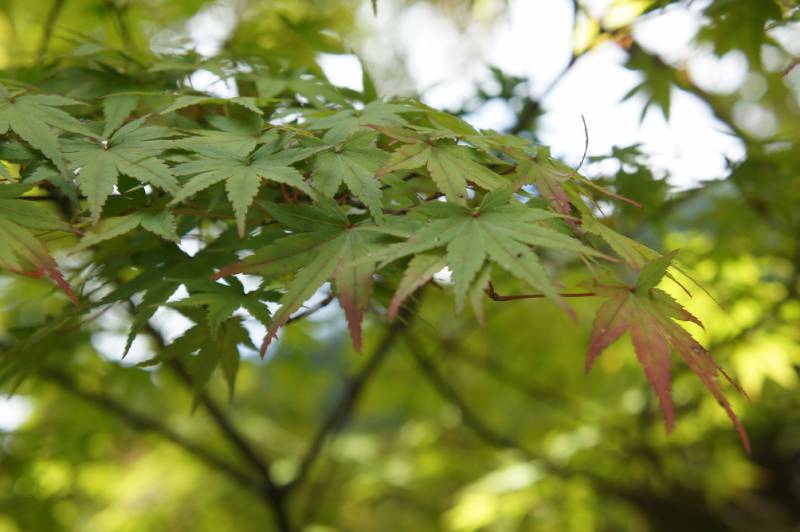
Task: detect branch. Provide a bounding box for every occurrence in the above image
[169,360,276,481]
[508,2,586,136]
[286,300,419,491]
[40,368,262,495]
[438,336,596,416]
[139,320,293,531]
[37,0,66,61]
[106,0,134,50]
[403,334,535,454]
[783,57,800,78]
[540,0,587,101]
[402,334,642,497]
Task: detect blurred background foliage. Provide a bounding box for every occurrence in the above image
[0,0,799,531]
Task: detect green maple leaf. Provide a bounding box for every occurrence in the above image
[311,130,388,221]
[307,101,412,142]
[64,117,180,223]
[139,315,252,403]
[99,249,184,357]
[377,138,506,205]
[580,214,660,269]
[174,115,274,158]
[375,189,611,314]
[0,192,77,304]
[0,83,92,174]
[586,255,750,451]
[170,277,273,339]
[170,142,318,236]
[74,207,179,251]
[101,94,140,139]
[512,148,574,217]
[160,94,264,116]
[387,251,447,320]
[213,201,388,354]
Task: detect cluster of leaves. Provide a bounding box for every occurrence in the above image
[0,43,748,446]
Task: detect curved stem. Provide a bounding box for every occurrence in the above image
[485,281,596,301]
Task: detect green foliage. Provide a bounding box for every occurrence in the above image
[0,0,751,450]
[0,85,90,174]
[0,0,797,530]
[0,35,749,450]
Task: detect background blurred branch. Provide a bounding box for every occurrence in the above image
[39,367,262,495]
[287,300,419,492]
[36,0,65,61]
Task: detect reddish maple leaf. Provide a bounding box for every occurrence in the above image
[0,216,78,305]
[586,261,750,451]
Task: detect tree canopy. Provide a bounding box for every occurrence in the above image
[0,1,798,531]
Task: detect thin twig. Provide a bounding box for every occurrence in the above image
[286,293,335,325]
[575,114,589,173]
[782,57,800,78]
[507,1,585,136]
[485,281,596,301]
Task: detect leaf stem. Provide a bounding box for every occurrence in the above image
[485,281,596,301]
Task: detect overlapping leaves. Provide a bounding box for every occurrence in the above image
[376,130,506,205]
[374,189,610,314]
[0,185,77,303]
[0,54,752,447]
[0,83,92,175]
[213,200,388,354]
[170,134,318,236]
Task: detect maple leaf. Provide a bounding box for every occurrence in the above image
[387,251,447,320]
[376,137,506,205]
[0,191,78,304]
[160,94,264,117]
[101,94,140,139]
[170,141,318,236]
[98,244,198,357]
[139,314,253,403]
[170,277,273,339]
[311,130,388,221]
[74,207,179,250]
[513,148,574,218]
[252,73,350,108]
[174,115,274,158]
[213,201,387,354]
[375,189,611,315]
[307,101,412,142]
[585,255,750,451]
[64,117,180,223]
[0,83,92,174]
